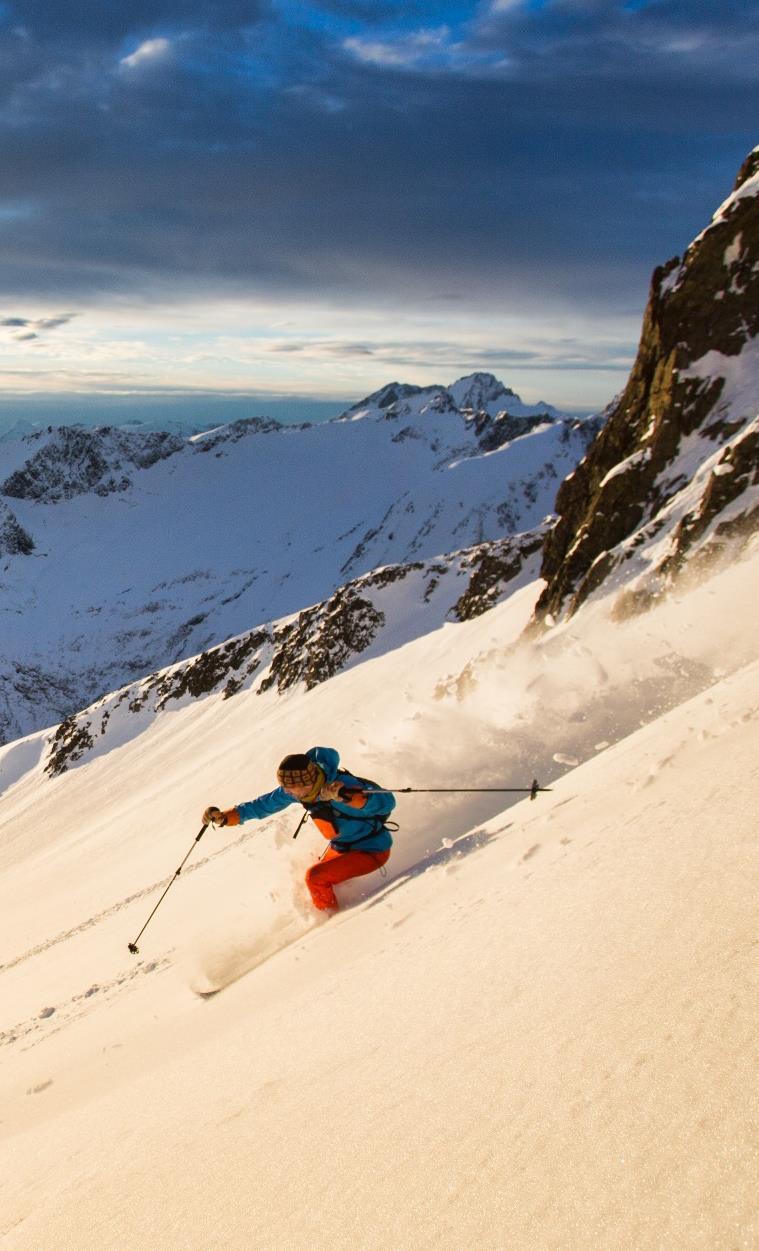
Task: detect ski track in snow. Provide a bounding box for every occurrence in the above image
[0,955,173,1054]
[0,821,512,1050]
[0,832,254,976]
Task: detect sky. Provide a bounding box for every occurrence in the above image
[0,0,756,422]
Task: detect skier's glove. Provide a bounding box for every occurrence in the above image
[203,805,226,826]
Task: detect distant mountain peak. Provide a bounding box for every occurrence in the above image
[336,372,560,424]
[448,371,517,412]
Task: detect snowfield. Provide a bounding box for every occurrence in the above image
[0,536,757,1250]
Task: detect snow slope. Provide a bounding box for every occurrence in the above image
[0,537,757,1250]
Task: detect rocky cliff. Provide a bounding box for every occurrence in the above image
[534,147,759,624]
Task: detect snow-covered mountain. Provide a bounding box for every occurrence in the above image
[337,369,559,423]
[0,381,595,744]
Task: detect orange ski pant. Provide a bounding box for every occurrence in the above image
[305,846,390,911]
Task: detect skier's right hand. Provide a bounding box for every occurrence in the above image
[203,805,226,826]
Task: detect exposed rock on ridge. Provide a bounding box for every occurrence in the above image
[534,148,759,623]
[44,527,545,775]
[2,427,185,502]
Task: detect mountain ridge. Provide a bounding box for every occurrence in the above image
[337,370,559,423]
[0,376,595,744]
[43,525,546,777]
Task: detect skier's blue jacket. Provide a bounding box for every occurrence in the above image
[233,747,395,854]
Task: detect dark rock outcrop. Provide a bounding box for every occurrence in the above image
[0,502,34,556]
[1,427,185,502]
[451,531,545,620]
[191,417,287,452]
[534,148,759,623]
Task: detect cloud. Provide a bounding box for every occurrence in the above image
[342,22,513,74]
[0,0,754,352]
[474,0,758,83]
[120,37,172,71]
[261,329,636,373]
[1,312,77,339]
[36,314,78,330]
[271,340,375,357]
[344,26,452,69]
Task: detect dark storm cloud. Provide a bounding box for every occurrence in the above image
[475,0,758,81]
[0,0,755,312]
[4,0,268,40]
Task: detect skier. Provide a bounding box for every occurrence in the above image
[202,747,395,913]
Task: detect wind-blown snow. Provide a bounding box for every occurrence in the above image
[0,536,757,1250]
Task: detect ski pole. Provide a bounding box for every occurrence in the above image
[351,779,550,800]
[128,823,209,954]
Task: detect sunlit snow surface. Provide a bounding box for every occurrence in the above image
[0,536,757,1249]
